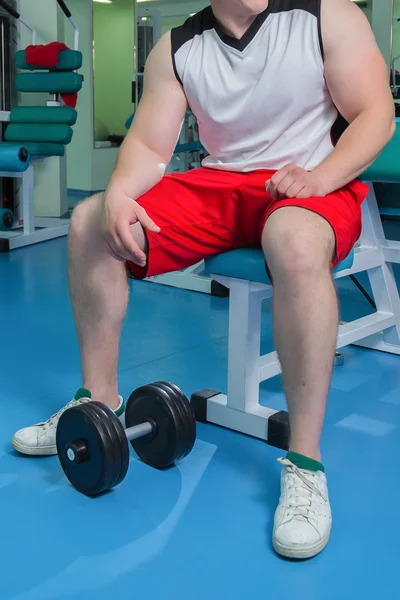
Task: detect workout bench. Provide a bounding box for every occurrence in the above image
[191,121,400,450]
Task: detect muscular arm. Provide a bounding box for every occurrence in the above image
[101,33,187,263]
[313,0,395,192]
[107,32,188,200]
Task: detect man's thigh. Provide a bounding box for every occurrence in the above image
[127,167,246,279]
[260,179,367,270]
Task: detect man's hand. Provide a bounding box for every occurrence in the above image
[101,189,160,266]
[266,164,328,201]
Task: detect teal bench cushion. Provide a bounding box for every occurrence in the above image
[16,72,83,94]
[19,142,65,157]
[5,123,73,145]
[16,49,83,71]
[0,141,65,157]
[205,248,354,285]
[363,118,400,183]
[10,106,77,126]
[0,144,31,172]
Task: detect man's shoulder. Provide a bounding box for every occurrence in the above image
[321,0,378,58]
[321,0,367,19]
[171,6,214,51]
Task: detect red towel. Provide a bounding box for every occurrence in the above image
[25,42,78,109]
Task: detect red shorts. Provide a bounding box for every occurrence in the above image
[127,168,368,279]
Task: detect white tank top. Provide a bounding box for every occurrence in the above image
[171,0,347,172]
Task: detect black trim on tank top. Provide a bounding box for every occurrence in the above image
[211,0,323,53]
[316,0,324,59]
[171,0,324,71]
[171,7,214,83]
[211,3,272,52]
[330,113,349,146]
[269,0,319,18]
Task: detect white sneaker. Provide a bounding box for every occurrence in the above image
[273,458,332,559]
[12,388,125,457]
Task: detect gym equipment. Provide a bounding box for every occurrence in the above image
[0,208,14,231]
[0,145,29,172]
[56,381,196,496]
[190,123,400,449]
[0,0,82,252]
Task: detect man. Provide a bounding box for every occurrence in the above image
[13,0,394,558]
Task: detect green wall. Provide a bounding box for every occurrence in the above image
[393,0,400,60]
[161,15,190,36]
[65,0,94,192]
[93,0,135,138]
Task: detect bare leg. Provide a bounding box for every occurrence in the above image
[68,194,146,408]
[262,207,337,461]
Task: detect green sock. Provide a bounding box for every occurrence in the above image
[74,388,125,417]
[74,388,91,400]
[286,451,325,473]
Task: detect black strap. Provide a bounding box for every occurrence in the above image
[56,0,72,18]
[0,0,20,19]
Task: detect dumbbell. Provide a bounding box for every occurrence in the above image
[56,381,196,496]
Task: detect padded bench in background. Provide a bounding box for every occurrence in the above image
[5,123,73,145]
[16,72,83,94]
[10,106,77,126]
[15,49,83,71]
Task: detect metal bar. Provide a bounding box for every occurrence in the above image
[350,274,377,309]
[227,279,262,412]
[69,16,79,51]
[18,16,36,45]
[0,1,37,45]
[205,393,278,441]
[22,165,34,236]
[125,421,153,441]
[56,0,72,18]
[337,312,395,348]
[0,0,19,20]
[56,1,79,50]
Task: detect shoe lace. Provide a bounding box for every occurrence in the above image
[40,397,89,432]
[278,458,326,522]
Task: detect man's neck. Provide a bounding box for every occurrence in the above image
[212,3,269,40]
[215,14,257,39]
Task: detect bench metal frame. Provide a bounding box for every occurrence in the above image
[197,184,400,444]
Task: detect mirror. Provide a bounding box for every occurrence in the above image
[92,0,209,149]
[92,0,135,149]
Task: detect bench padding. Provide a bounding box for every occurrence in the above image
[16,72,83,94]
[10,106,77,126]
[205,248,354,285]
[16,49,82,71]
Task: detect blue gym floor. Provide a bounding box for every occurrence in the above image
[1,220,400,600]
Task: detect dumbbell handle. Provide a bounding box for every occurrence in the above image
[125,421,153,441]
[66,419,154,464]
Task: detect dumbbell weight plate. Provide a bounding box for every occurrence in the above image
[153,382,193,462]
[154,381,196,462]
[57,402,129,496]
[126,383,196,469]
[93,402,130,490]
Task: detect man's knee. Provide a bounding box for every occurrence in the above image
[70,193,103,242]
[262,208,335,283]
